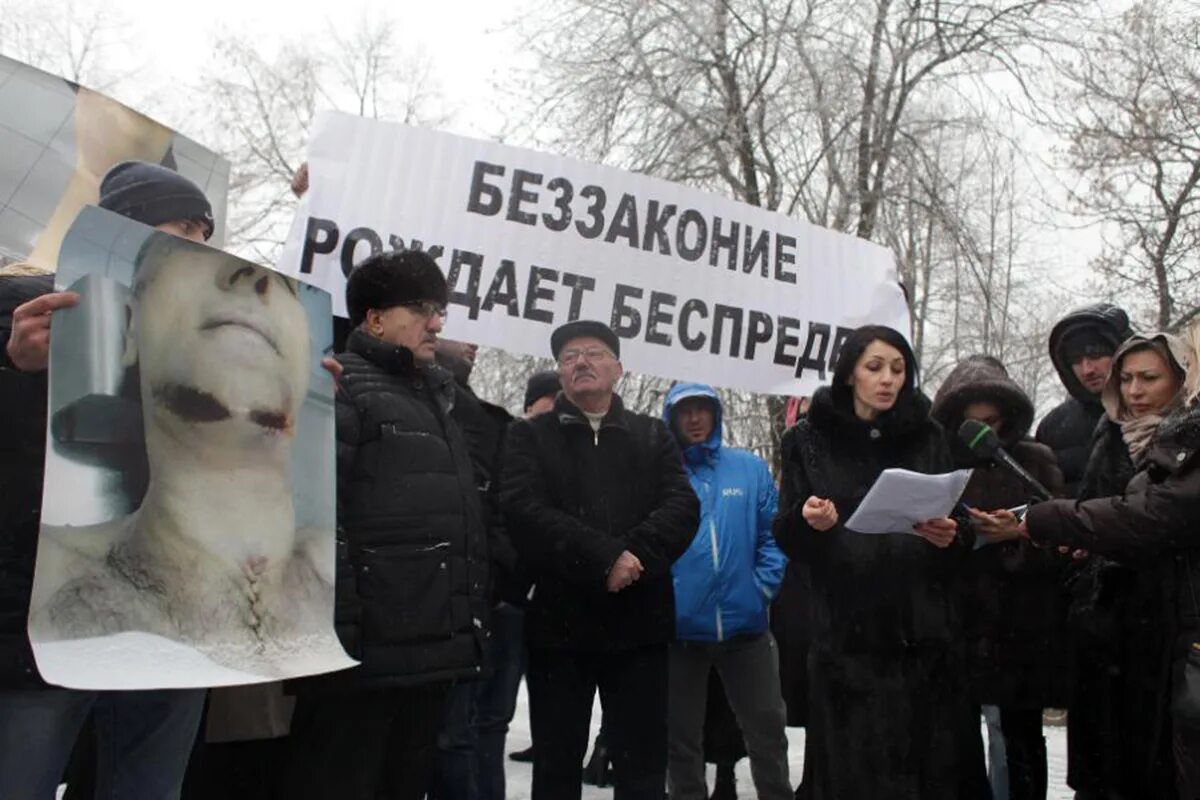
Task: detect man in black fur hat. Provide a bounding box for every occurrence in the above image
[285,249,490,800]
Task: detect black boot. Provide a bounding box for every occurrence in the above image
[582,735,612,787]
[508,745,535,763]
[1007,732,1048,800]
[710,762,737,800]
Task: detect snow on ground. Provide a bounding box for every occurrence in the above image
[502,682,1074,800]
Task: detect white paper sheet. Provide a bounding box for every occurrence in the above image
[845,468,973,535]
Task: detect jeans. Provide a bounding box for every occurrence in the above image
[667,633,791,800]
[983,705,1010,800]
[527,645,668,800]
[0,688,205,800]
[433,604,526,800]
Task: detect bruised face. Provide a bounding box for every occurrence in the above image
[850,340,906,418]
[125,239,310,436]
[1119,348,1181,418]
[558,336,622,400]
[963,400,1005,438]
[673,396,716,445]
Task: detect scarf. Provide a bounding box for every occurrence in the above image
[1101,332,1192,465]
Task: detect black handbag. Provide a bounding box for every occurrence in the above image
[1172,554,1200,729]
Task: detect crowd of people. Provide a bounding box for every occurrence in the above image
[2,159,1200,800]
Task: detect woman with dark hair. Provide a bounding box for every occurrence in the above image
[1024,332,1193,799]
[932,355,1067,800]
[774,325,986,799]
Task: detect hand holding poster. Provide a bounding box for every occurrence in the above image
[28,207,355,689]
[280,112,909,395]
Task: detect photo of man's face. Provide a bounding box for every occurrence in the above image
[127,243,311,440]
[27,209,355,691]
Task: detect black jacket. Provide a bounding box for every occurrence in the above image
[441,369,527,606]
[774,386,972,653]
[1028,403,1200,798]
[321,329,489,689]
[1037,304,1133,497]
[500,393,699,651]
[931,355,1070,708]
[0,272,54,690]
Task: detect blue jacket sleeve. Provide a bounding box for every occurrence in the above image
[752,457,787,601]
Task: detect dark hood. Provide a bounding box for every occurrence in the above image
[1048,303,1133,402]
[931,355,1034,449]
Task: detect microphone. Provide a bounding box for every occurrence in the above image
[957,419,1053,502]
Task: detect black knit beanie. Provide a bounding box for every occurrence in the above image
[523,371,561,411]
[345,250,449,328]
[99,161,214,240]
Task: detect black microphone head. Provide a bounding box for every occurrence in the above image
[958,418,1001,457]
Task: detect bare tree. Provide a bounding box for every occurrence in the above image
[1054,0,1200,330]
[0,0,133,91]
[198,17,449,263]
[510,0,1072,455]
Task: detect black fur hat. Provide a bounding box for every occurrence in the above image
[345,250,449,327]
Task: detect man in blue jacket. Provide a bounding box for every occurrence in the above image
[663,383,792,800]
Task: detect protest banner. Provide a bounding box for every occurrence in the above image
[280,112,909,395]
[27,206,355,690]
[0,55,230,267]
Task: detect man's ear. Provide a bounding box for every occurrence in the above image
[120,301,138,368]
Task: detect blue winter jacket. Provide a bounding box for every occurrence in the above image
[664,383,787,642]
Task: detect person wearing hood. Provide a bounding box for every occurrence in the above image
[1022,329,1200,798]
[1037,304,1133,497]
[662,383,790,800]
[932,356,1067,800]
[774,325,987,800]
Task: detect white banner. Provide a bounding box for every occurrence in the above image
[280,112,910,395]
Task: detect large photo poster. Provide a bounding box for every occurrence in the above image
[27,206,355,690]
[0,54,230,267]
[280,112,910,396]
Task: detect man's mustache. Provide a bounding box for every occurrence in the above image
[571,367,597,380]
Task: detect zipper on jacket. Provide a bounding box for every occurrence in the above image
[708,518,723,642]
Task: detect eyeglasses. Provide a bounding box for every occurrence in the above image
[559,347,613,366]
[398,300,449,321]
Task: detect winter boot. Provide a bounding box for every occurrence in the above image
[582,735,612,787]
[710,762,737,800]
[508,745,535,763]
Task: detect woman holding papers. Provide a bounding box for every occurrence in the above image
[1023,332,1193,800]
[774,325,987,800]
[932,355,1067,800]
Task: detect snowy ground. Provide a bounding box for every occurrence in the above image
[502,682,1074,800]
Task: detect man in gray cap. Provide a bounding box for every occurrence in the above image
[0,160,214,798]
[501,320,699,800]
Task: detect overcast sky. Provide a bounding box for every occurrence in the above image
[78,0,1101,305]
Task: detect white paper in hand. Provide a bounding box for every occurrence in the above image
[845,468,973,535]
